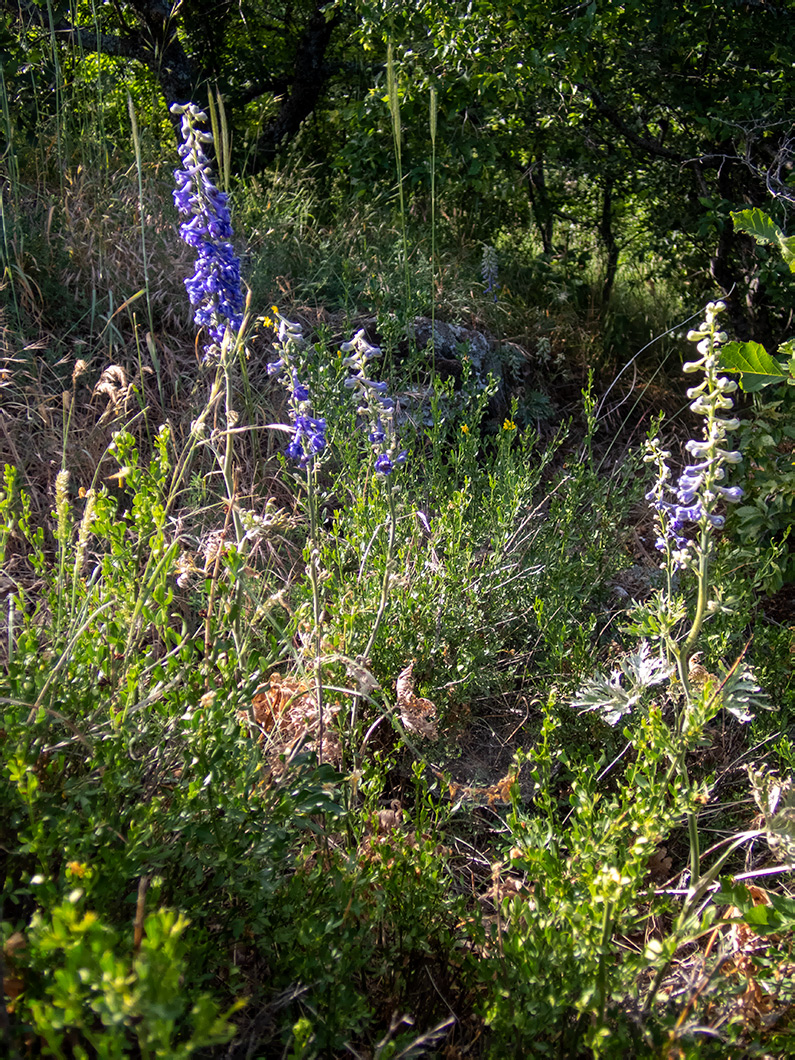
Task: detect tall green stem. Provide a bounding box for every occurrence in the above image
[306,464,325,762]
[387,43,411,317]
[680,520,711,676]
[361,487,397,665]
[350,487,397,770]
[429,86,437,371]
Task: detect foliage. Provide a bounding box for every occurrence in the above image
[716,207,795,588]
[3,10,795,1058]
[7,898,239,1058]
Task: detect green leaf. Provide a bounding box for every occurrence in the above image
[731,209,795,271]
[719,341,788,392]
[730,208,783,245]
[778,233,795,273]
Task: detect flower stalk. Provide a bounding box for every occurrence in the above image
[267,313,328,758]
[644,301,743,684]
[340,329,406,478]
[339,328,407,747]
[170,103,244,362]
[643,300,744,885]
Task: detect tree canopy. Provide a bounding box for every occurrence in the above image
[3,0,795,338]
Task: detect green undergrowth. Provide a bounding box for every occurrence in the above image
[2,87,795,1060]
[1,334,793,1055]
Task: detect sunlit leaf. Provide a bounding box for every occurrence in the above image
[719,341,788,392]
[730,207,784,245]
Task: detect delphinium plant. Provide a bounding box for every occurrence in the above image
[265,310,331,755]
[170,102,252,556]
[587,303,771,1013]
[489,302,774,1055]
[171,102,413,769]
[170,102,244,363]
[265,321,409,762]
[643,300,744,686]
[577,301,763,847]
[170,102,296,666]
[340,328,406,676]
[266,313,327,469]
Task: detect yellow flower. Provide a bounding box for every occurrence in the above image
[66,861,88,878]
[503,418,517,431]
[461,424,469,434]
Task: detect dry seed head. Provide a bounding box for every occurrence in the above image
[93,365,128,401]
[55,469,70,545]
[74,488,96,573]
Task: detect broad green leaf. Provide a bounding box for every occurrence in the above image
[779,233,795,273]
[719,341,788,392]
[731,208,783,245]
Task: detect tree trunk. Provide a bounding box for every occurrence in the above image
[526,158,554,254]
[599,177,619,308]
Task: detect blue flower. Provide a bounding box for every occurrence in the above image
[715,486,743,503]
[369,420,386,444]
[171,103,245,358]
[292,369,309,403]
[266,314,326,470]
[341,329,407,477]
[287,414,327,467]
[375,450,407,476]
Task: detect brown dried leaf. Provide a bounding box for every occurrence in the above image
[647,845,673,882]
[93,364,128,402]
[250,674,310,732]
[440,769,518,806]
[243,673,342,771]
[396,661,438,740]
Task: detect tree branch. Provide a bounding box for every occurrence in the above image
[3,0,195,107]
[579,82,686,163]
[248,5,342,167]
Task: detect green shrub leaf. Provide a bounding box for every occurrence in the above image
[730,208,784,245]
[718,341,788,392]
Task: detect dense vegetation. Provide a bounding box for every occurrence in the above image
[2,1,795,1056]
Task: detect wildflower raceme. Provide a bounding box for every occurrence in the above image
[644,301,743,572]
[340,329,407,476]
[267,313,326,469]
[171,103,244,359]
[575,301,765,734]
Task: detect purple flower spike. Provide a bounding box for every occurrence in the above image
[644,300,745,574]
[340,328,408,478]
[265,313,327,470]
[171,103,244,359]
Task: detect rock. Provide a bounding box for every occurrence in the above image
[408,317,504,390]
